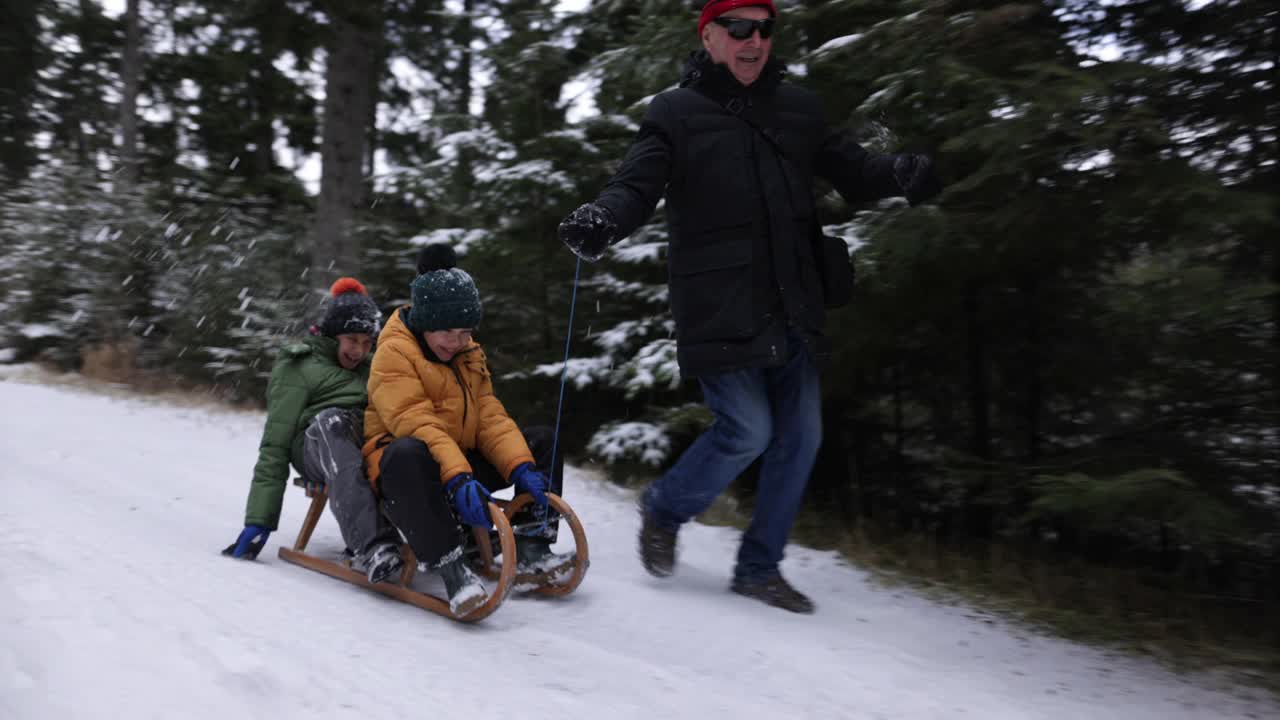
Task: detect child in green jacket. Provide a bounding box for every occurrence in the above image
[223,278,403,584]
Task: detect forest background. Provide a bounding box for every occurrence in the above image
[1,0,1275,680]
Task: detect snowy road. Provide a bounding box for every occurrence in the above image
[1,373,1274,720]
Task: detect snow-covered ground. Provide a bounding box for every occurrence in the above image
[1,371,1275,720]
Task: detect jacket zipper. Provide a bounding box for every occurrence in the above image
[741,99,788,361]
[448,363,469,426]
[448,346,480,427]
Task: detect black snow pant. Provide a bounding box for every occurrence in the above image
[377,426,564,569]
[301,408,400,559]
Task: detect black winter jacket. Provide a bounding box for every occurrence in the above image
[594,51,907,377]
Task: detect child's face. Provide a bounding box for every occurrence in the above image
[336,333,374,369]
[424,328,473,362]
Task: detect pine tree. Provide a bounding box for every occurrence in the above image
[0,155,121,366]
[1064,0,1280,541]
[792,0,1276,558]
[151,180,312,396]
[0,1,143,368]
[167,0,322,191]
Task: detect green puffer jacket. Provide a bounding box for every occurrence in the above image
[243,335,371,530]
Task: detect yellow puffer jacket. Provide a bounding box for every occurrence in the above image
[362,306,533,488]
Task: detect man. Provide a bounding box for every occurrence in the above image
[557,0,942,613]
[362,244,574,617]
[224,278,404,586]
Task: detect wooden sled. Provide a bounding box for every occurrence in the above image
[471,493,590,598]
[277,479,589,622]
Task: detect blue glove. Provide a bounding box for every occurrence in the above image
[304,479,326,495]
[509,462,549,507]
[445,473,493,528]
[222,525,271,560]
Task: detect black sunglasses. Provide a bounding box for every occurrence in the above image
[712,17,776,41]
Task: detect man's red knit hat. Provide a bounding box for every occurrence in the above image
[698,0,778,36]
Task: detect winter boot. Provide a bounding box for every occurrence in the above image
[638,508,677,578]
[513,537,576,589]
[730,573,815,614]
[360,543,404,585]
[438,556,489,617]
[463,528,502,571]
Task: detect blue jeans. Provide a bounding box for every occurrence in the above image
[643,334,822,581]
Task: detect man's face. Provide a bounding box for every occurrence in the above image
[702,6,773,87]
[424,328,474,362]
[336,333,374,370]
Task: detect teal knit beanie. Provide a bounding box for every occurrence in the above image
[408,244,483,332]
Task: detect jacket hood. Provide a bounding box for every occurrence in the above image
[304,334,336,354]
[384,305,419,348]
[301,332,371,370]
[678,49,786,96]
[389,305,478,364]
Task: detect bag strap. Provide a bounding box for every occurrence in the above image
[717,94,822,240]
[721,95,791,162]
[714,92,851,307]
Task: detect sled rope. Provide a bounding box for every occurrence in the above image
[544,256,582,534]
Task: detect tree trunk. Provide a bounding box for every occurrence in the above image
[1023,279,1042,461]
[454,0,474,116]
[365,37,385,181]
[248,70,276,180]
[309,4,381,288]
[965,284,991,460]
[1020,278,1043,542]
[892,360,907,529]
[72,0,95,166]
[119,0,142,188]
[0,0,41,180]
[1272,164,1280,441]
[965,283,993,538]
[815,400,852,517]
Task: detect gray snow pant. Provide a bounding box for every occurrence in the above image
[302,407,400,558]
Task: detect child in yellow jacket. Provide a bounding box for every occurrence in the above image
[363,245,573,616]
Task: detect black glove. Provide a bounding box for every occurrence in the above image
[558,202,617,262]
[893,154,943,206]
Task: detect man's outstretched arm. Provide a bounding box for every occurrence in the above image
[817,127,942,207]
[560,94,677,261]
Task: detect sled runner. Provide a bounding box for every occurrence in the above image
[276,478,589,622]
[470,493,590,598]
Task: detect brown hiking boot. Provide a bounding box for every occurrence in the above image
[638,509,677,578]
[730,574,815,614]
